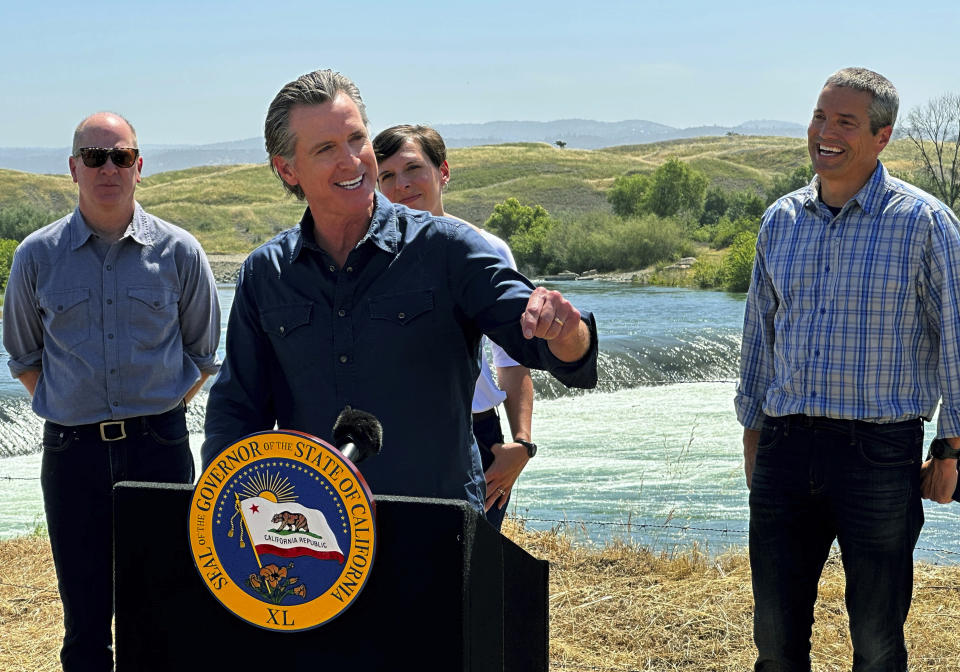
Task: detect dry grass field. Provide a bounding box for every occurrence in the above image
[3,520,960,671]
[2,135,932,256]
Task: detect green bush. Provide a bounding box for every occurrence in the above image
[483,198,556,273]
[726,190,765,221]
[765,164,814,205]
[721,231,758,292]
[0,238,20,290]
[483,197,551,241]
[642,158,707,218]
[711,216,759,249]
[509,215,553,272]
[608,158,707,220]
[699,187,729,227]
[692,257,725,289]
[607,173,651,217]
[0,203,59,241]
[541,211,687,273]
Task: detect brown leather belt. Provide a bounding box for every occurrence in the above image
[48,400,186,443]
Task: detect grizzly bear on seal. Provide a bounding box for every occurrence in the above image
[271,511,309,533]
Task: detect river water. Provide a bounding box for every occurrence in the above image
[1,282,958,562]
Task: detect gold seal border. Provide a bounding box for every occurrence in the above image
[188,430,377,632]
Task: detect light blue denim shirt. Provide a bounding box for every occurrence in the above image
[3,203,221,425]
[735,162,960,437]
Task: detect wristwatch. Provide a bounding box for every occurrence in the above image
[929,438,960,460]
[515,438,537,458]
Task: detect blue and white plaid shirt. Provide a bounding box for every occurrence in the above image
[735,161,960,436]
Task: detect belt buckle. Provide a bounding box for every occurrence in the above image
[99,420,127,441]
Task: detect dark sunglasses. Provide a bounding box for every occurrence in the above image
[75,147,140,168]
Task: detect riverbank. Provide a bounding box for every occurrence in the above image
[3,520,959,671]
[207,253,247,284]
[207,253,658,286]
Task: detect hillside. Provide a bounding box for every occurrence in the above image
[0,136,926,255]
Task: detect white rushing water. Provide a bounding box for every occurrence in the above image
[1,283,958,563]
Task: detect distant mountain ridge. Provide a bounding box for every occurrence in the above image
[434,119,806,149]
[0,138,266,177]
[0,119,806,176]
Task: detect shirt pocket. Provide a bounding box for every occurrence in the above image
[128,286,180,349]
[37,288,91,350]
[364,291,446,367]
[259,303,315,371]
[368,290,434,327]
[259,303,313,338]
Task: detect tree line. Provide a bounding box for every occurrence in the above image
[482,158,815,292]
[485,87,960,293]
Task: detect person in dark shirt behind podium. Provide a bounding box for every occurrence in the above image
[202,68,598,514]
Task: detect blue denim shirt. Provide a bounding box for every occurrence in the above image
[3,204,221,425]
[203,195,597,511]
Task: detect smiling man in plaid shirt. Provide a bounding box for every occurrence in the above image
[735,67,960,672]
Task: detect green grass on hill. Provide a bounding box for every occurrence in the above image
[0,136,932,255]
[0,170,77,214]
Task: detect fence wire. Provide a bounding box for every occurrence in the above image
[3,487,959,561]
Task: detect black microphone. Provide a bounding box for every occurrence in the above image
[332,406,383,466]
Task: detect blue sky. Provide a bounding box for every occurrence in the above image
[2,0,957,147]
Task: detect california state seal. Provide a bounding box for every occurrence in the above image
[188,430,376,631]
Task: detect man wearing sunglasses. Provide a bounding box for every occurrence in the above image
[2,112,221,672]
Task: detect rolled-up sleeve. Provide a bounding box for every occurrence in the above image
[177,246,221,375]
[3,245,44,377]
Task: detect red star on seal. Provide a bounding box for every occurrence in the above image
[249,504,260,513]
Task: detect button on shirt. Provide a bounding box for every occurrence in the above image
[203,195,598,511]
[3,205,221,425]
[735,162,960,436]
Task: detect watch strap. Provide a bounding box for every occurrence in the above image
[929,438,960,460]
[515,438,537,458]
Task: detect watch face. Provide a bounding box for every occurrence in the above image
[517,440,537,458]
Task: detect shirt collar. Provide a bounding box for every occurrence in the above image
[69,202,154,250]
[802,161,888,216]
[291,193,401,262]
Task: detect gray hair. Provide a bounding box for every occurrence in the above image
[72,112,138,155]
[823,67,899,134]
[264,69,369,199]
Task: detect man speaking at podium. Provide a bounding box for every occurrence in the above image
[203,69,598,513]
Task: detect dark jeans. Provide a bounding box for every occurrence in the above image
[40,403,193,672]
[474,409,509,530]
[749,414,924,672]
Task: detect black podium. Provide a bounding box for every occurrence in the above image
[113,482,548,671]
